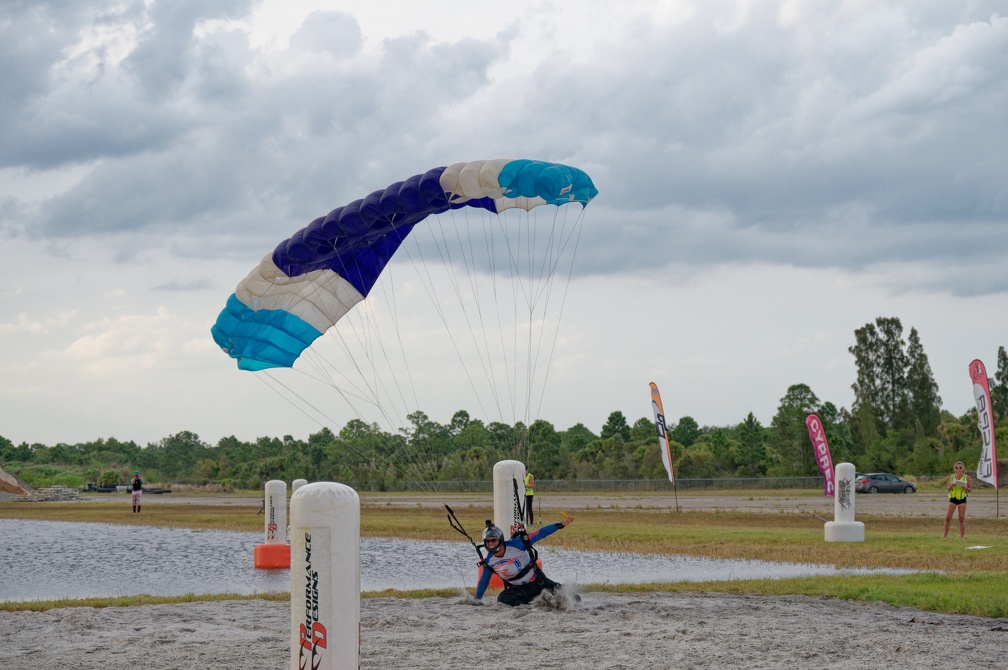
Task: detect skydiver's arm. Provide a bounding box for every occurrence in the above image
[474,562,492,600]
[528,515,575,544]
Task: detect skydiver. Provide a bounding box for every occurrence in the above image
[470,514,577,607]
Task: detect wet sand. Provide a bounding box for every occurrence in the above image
[4,591,1006,669]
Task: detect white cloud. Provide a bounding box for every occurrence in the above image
[0,0,1006,445]
[0,311,78,337]
[52,307,171,373]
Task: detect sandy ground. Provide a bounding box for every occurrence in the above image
[4,591,1007,670]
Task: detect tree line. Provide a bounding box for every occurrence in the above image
[2,316,1003,491]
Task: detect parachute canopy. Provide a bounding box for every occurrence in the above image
[212,159,598,371]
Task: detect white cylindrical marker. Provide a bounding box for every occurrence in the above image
[290,482,360,670]
[264,479,288,544]
[492,459,526,536]
[825,462,865,542]
[255,480,291,568]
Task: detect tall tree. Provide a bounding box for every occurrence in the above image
[600,411,632,442]
[631,416,655,442]
[528,419,561,476]
[671,416,701,447]
[850,317,913,429]
[0,435,16,462]
[770,383,820,475]
[993,346,1008,423]
[818,402,856,464]
[707,428,734,474]
[736,412,766,477]
[849,321,882,425]
[560,423,597,454]
[875,317,909,427]
[449,410,471,436]
[905,327,942,434]
[152,431,209,479]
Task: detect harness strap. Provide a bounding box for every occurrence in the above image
[484,557,540,586]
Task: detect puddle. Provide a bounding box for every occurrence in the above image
[0,519,910,602]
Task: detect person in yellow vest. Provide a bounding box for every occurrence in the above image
[524,467,535,525]
[942,461,972,538]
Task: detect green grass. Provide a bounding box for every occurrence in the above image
[2,493,1006,616]
[0,591,291,612]
[583,572,1007,618]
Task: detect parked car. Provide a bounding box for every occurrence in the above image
[855,472,917,494]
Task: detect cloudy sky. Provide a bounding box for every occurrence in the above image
[2,0,1007,447]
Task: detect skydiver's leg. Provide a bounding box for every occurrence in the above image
[541,575,581,603]
[497,582,542,606]
[497,587,525,607]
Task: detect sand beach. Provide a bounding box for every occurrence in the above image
[4,590,1007,670]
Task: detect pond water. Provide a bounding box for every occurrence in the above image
[0,519,909,602]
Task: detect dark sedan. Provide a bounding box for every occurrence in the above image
[855,472,917,493]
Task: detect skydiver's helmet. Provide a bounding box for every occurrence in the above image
[482,523,505,551]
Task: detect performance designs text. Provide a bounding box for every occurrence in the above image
[299,532,327,670]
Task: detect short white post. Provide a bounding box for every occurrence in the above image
[492,460,526,536]
[824,462,865,542]
[254,480,291,568]
[290,482,360,670]
[288,480,307,542]
[264,479,288,544]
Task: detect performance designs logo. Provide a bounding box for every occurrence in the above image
[299,532,328,670]
[653,409,667,441]
[267,503,277,541]
[650,382,676,484]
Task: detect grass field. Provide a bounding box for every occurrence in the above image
[2,492,1006,616]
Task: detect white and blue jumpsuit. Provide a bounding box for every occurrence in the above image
[475,522,564,606]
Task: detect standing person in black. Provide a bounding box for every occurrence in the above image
[131,471,144,513]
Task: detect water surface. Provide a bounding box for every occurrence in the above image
[0,519,908,602]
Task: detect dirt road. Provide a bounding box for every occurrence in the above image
[73,487,1003,518]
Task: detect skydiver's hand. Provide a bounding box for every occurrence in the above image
[559,514,575,528]
[464,595,484,606]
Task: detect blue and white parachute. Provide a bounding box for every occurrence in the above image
[211,159,598,371]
